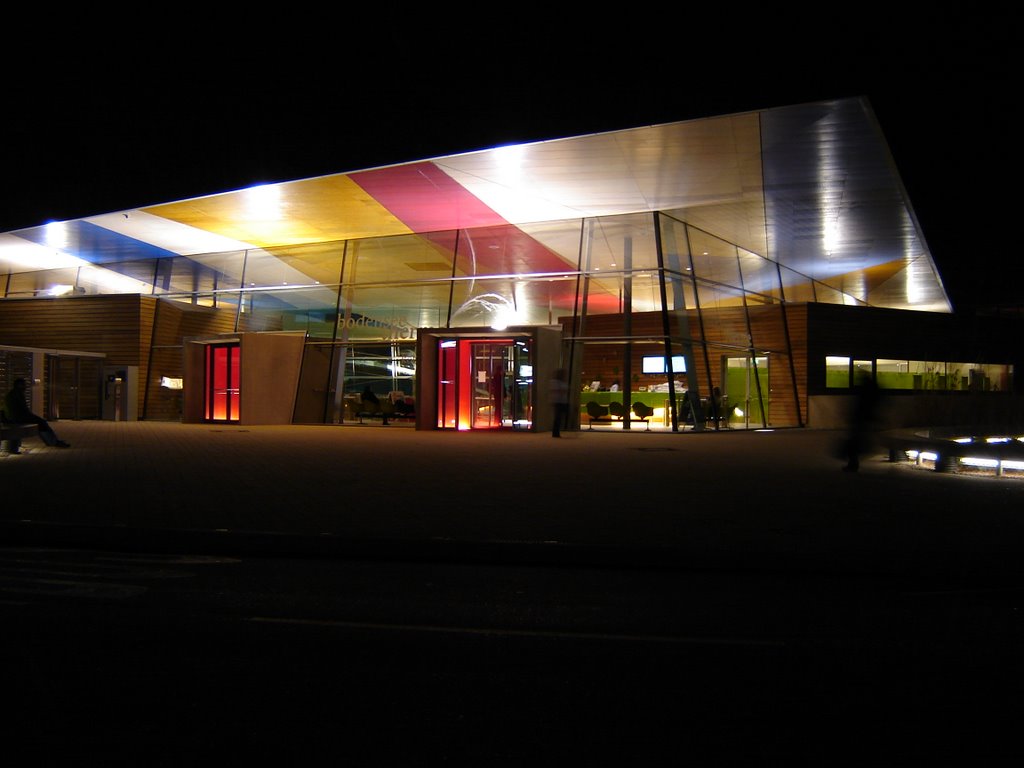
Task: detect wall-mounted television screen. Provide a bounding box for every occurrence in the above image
[642,355,686,374]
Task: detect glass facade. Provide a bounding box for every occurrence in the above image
[2,210,830,429]
[4,207,1004,429]
[6,100,989,430]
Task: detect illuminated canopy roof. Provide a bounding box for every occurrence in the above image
[0,96,950,312]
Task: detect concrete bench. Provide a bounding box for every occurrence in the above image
[1,421,39,452]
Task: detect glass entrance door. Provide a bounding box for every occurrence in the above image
[437,337,532,430]
[205,343,240,422]
[722,354,768,428]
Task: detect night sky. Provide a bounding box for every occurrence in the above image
[1,17,1016,313]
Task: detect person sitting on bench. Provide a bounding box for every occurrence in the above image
[2,378,71,453]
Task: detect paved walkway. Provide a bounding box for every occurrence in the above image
[4,420,1024,580]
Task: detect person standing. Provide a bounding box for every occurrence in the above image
[710,386,723,430]
[361,385,389,425]
[842,377,881,471]
[2,378,71,453]
[550,369,569,438]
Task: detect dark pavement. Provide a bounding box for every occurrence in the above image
[4,420,1024,578]
[3,421,1024,763]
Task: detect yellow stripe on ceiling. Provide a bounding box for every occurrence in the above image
[141,175,415,248]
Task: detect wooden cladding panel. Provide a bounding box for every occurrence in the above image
[0,295,143,363]
[0,295,250,421]
[782,304,809,425]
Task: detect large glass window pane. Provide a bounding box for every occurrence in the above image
[737,249,780,298]
[5,267,81,297]
[75,264,153,295]
[779,266,817,303]
[876,359,912,389]
[853,359,873,386]
[449,275,579,328]
[576,270,665,320]
[341,282,451,338]
[826,356,851,388]
[692,281,748,345]
[159,252,246,295]
[516,219,587,269]
[657,214,693,278]
[6,264,155,297]
[63,258,161,295]
[692,280,749,313]
[162,291,218,309]
[944,362,971,391]
[688,228,741,289]
[743,291,780,306]
[576,342,629,426]
[582,214,660,273]
[233,283,340,338]
[346,231,458,285]
[723,354,770,428]
[241,244,341,290]
[250,242,346,288]
[337,342,417,421]
[908,360,951,390]
[455,223,578,278]
[968,363,1013,392]
[627,271,664,314]
[243,285,339,333]
[578,271,626,319]
[663,273,698,313]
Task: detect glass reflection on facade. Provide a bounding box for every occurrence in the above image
[4,207,1005,430]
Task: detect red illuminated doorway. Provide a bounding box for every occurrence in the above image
[437,338,532,430]
[204,343,240,422]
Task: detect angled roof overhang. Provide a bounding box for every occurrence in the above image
[0,96,950,312]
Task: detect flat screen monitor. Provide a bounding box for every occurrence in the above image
[642,355,686,374]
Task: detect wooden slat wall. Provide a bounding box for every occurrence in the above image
[0,295,143,420]
[0,295,251,421]
[778,304,809,426]
[0,295,142,363]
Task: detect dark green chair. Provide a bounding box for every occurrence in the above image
[585,400,610,429]
[632,401,653,430]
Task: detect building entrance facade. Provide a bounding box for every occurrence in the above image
[416,326,564,433]
[436,337,533,430]
[203,342,240,423]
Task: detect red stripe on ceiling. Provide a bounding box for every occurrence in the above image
[349,162,505,233]
[350,161,619,313]
[349,162,572,274]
